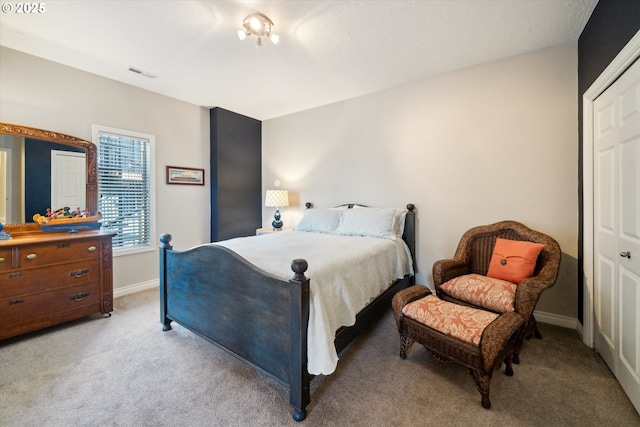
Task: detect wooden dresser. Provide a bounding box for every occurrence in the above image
[0,230,115,340]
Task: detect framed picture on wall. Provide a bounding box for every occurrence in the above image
[166,166,205,185]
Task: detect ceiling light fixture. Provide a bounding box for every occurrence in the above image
[237,12,279,47]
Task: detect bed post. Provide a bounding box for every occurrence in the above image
[403,204,416,284]
[159,234,173,331]
[289,258,310,422]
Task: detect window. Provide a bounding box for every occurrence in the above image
[93,125,155,255]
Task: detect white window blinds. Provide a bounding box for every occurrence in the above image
[97,131,152,250]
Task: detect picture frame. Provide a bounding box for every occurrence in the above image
[166,166,205,185]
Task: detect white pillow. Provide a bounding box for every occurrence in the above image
[344,206,407,238]
[294,209,343,233]
[337,207,398,240]
[394,208,407,238]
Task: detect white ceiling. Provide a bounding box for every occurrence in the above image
[0,0,598,120]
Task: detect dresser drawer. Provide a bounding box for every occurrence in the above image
[0,259,100,298]
[0,248,11,272]
[0,281,101,325]
[18,239,100,268]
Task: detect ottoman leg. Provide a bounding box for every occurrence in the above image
[480,375,492,409]
[469,369,492,409]
[400,335,414,359]
[504,354,514,377]
[513,331,525,364]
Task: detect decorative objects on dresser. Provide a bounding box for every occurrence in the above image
[432,220,561,363]
[32,208,102,233]
[264,189,289,229]
[0,223,10,240]
[392,285,525,409]
[0,230,116,340]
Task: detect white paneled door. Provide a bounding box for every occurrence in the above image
[51,150,86,212]
[593,58,640,413]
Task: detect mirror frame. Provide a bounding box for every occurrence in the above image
[0,122,97,233]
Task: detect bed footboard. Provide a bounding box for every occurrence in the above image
[158,203,416,421]
[159,234,311,420]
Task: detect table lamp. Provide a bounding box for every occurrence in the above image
[264,190,289,230]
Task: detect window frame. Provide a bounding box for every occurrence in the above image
[92,124,156,257]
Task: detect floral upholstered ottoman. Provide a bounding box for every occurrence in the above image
[392,285,525,409]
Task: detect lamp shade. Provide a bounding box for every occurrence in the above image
[265,190,289,208]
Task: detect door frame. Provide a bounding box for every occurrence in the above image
[0,147,12,224]
[582,30,640,347]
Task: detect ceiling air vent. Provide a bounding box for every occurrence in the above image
[128,66,157,79]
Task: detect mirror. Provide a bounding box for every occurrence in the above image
[0,122,97,232]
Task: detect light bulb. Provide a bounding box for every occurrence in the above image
[249,17,262,32]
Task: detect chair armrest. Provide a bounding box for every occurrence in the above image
[392,285,432,330]
[480,311,525,371]
[433,258,470,286]
[514,253,561,320]
[515,276,554,321]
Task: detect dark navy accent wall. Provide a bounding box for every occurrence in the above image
[577,0,640,323]
[210,107,262,242]
[24,138,83,221]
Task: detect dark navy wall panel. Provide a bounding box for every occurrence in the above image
[210,108,262,242]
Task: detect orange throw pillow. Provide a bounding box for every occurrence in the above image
[486,238,544,283]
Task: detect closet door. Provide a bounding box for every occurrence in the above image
[593,58,640,413]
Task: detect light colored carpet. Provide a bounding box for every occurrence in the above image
[1,289,638,427]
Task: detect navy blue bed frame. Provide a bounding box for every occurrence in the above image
[159,204,416,421]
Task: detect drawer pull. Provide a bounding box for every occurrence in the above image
[8,272,24,279]
[70,269,89,278]
[70,292,90,301]
[8,299,25,305]
[26,253,37,260]
[0,257,5,263]
[88,246,97,252]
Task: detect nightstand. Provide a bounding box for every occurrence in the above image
[256,227,292,235]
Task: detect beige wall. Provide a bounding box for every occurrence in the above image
[0,47,211,293]
[0,43,579,320]
[263,43,579,319]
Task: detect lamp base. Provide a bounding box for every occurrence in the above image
[272,209,283,229]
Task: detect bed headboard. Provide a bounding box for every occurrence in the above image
[303,202,417,274]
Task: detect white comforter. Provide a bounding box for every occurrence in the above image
[214,230,414,375]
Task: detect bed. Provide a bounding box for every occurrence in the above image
[159,203,416,421]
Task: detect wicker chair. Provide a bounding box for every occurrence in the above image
[433,220,561,363]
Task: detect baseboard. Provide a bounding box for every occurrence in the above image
[112,283,581,332]
[114,279,159,298]
[575,321,584,341]
[534,310,577,330]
